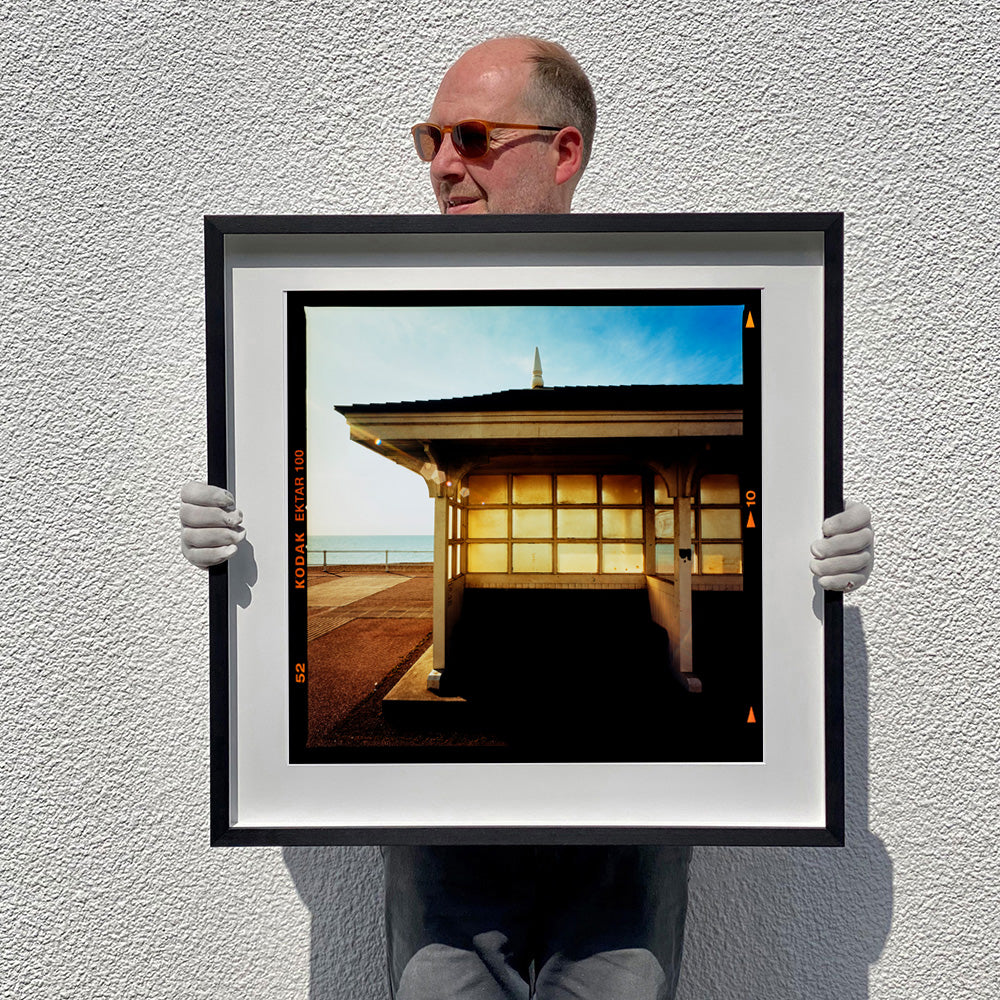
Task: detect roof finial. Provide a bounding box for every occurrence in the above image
[531,347,544,389]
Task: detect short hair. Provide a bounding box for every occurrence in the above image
[520,39,597,170]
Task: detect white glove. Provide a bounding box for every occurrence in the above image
[810,501,873,592]
[179,482,245,568]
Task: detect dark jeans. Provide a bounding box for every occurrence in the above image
[384,846,691,1000]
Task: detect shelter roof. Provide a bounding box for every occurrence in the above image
[336,384,743,416]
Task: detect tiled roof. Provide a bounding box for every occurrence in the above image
[336,384,743,414]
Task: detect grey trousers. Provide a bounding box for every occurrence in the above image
[384,846,691,1000]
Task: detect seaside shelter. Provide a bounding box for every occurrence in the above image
[335,362,744,697]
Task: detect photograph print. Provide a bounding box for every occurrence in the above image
[288,289,762,765]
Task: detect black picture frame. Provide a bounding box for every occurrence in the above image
[205,213,844,847]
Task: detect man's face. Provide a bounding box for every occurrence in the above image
[427,43,565,215]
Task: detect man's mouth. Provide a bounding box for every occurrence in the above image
[443,196,480,214]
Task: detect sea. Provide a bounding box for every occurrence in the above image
[307,534,434,566]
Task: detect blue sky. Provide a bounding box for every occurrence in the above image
[306,303,743,534]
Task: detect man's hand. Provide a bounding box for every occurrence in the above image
[810,501,873,592]
[179,482,245,568]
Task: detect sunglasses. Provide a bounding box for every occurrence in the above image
[411,119,561,161]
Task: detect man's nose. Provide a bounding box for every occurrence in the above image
[430,131,466,182]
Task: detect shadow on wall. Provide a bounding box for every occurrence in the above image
[282,845,386,999]
[676,607,893,1000]
[282,608,892,1000]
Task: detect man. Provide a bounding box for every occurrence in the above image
[181,37,874,999]
[417,36,590,216]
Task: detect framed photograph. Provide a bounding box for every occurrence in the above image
[205,213,843,846]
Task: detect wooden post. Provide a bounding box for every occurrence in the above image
[430,495,449,686]
[675,496,693,677]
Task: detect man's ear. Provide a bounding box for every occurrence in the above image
[553,127,584,186]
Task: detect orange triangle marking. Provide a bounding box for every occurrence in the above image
[747,707,757,724]
[745,311,756,329]
[747,511,756,528]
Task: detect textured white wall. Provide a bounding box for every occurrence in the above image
[2,1,996,998]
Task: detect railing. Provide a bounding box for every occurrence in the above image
[308,549,433,572]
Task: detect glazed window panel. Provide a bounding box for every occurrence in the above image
[602,474,642,504]
[468,509,507,538]
[513,509,552,538]
[557,508,597,538]
[602,508,643,539]
[653,477,671,505]
[557,543,598,574]
[512,474,552,504]
[556,474,597,504]
[655,543,675,575]
[463,469,651,574]
[701,543,742,574]
[512,543,553,573]
[602,542,644,573]
[467,543,507,573]
[701,508,742,538]
[654,509,696,540]
[654,509,674,539]
[468,475,507,505]
[699,474,740,505]
[654,508,698,538]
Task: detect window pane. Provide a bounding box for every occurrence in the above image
[653,476,671,505]
[602,508,643,538]
[701,508,742,538]
[512,543,552,573]
[468,475,507,504]
[654,509,674,539]
[468,509,507,538]
[467,543,507,572]
[668,508,697,538]
[700,543,742,574]
[602,474,642,504]
[699,474,739,504]
[447,544,453,579]
[660,510,695,538]
[513,509,552,538]
[557,508,597,538]
[603,542,644,573]
[512,474,552,504]
[557,543,598,573]
[557,474,597,504]
[655,543,674,574]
